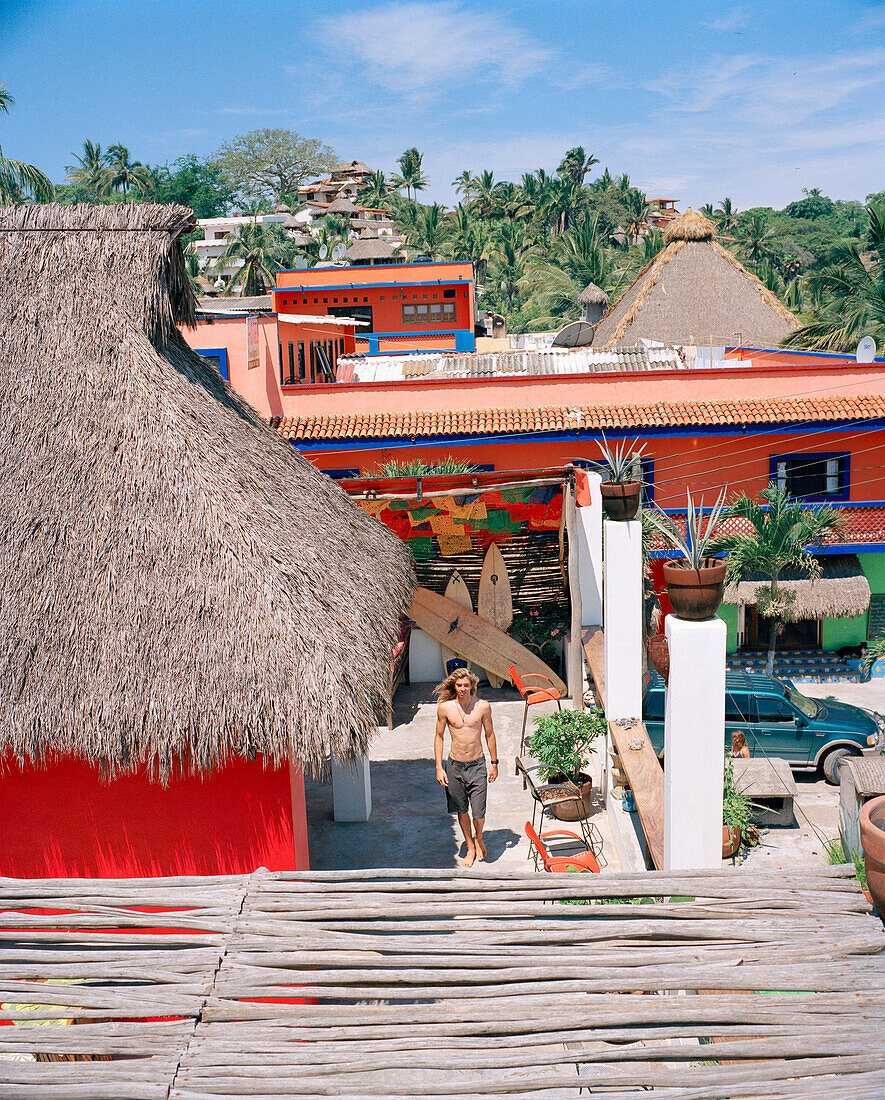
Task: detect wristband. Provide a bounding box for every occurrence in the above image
[489,759,499,765]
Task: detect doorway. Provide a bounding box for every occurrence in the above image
[743,607,821,651]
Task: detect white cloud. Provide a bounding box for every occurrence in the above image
[317,1,553,96]
[704,5,749,32]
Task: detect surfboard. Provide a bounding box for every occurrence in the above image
[441,571,473,673]
[477,544,513,688]
[409,587,567,695]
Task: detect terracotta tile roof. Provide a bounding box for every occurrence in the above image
[272,395,885,443]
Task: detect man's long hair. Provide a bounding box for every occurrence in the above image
[434,668,480,702]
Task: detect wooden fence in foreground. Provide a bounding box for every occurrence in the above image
[0,866,883,1098]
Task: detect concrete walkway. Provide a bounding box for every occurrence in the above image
[306,682,618,872]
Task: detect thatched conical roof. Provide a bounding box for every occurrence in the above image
[723,555,870,620]
[326,194,359,215]
[577,281,608,306]
[346,236,399,262]
[594,208,799,348]
[0,203,413,778]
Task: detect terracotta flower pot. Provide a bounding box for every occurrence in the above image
[663,559,727,621]
[647,634,670,683]
[860,794,885,915]
[600,480,642,521]
[722,825,742,858]
[547,774,594,821]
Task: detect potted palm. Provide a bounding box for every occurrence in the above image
[597,437,647,521]
[645,489,729,620]
[527,707,606,821]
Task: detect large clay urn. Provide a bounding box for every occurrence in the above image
[662,559,726,621]
[860,794,885,915]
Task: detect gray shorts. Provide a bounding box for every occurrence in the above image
[445,756,487,819]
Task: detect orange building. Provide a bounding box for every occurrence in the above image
[273,260,476,356]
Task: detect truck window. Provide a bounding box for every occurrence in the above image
[725,693,754,722]
[755,696,797,722]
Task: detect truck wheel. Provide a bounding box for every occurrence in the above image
[821,747,856,785]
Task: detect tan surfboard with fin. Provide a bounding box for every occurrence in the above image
[477,544,513,688]
[409,587,566,694]
[441,571,473,672]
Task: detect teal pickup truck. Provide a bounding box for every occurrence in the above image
[642,670,885,784]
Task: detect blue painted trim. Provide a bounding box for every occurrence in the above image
[648,544,885,558]
[289,420,885,452]
[354,328,473,339]
[736,345,885,362]
[277,260,473,274]
[769,451,851,502]
[195,347,228,381]
[274,279,471,292]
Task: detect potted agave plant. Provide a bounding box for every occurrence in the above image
[597,436,647,521]
[645,489,729,621]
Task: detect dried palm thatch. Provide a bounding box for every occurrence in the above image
[595,209,798,348]
[577,281,608,306]
[723,554,871,620]
[325,194,359,215]
[346,236,399,262]
[0,203,413,779]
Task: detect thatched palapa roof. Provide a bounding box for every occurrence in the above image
[594,209,799,348]
[723,554,871,620]
[325,195,359,215]
[0,203,413,778]
[578,281,608,306]
[346,236,399,262]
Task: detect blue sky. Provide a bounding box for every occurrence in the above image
[3,0,884,210]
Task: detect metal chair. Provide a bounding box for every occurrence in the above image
[515,756,593,858]
[509,664,562,756]
[524,821,600,874]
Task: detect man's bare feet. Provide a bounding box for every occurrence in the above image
[463,848,476,868]
[475,837,486,861]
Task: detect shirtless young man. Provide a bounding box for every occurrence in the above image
[434,669,498,867]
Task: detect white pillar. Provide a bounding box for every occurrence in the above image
[577,472,603,627]
[663,614,726,870]
[603,519,643,721]
[332,754,372,822]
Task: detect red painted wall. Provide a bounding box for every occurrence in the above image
[308,431,885,508]
[0,755,310,878]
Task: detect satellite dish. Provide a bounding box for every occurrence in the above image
[332,242,346,261]
[213,277,225,291]
[857,336,877,363]
[552,320,595,348]
[293,255,309,270]
[319,244,328,260]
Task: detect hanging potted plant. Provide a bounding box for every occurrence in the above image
[645,489,729,621]
[527,707,606,820]
[596,436,647,521]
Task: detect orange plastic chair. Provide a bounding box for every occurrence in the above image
[509,665,562,755]
[524,821,600,874]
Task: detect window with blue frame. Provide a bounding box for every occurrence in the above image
[195,348,228,380]
[770,452,849,501]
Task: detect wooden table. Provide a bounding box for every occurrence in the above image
[582,626,605,709]
[733,757,796,827]
[609,719,664,870]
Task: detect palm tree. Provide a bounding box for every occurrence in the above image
[521,215,629,326]
[711,485,844,675]
[589,168,614,194]
[715,197,739,236]
[391,147,428,202]
[451,170,474,202]
[402,202,449,260]
[214,220,286,296]
[447,204,493,289]
[65,139,109,200]
[623,189,651,243]
[486,223,531,313]
[470,170,503,219]
[356,169,390,209]
[736,211,781,271]
[557,146,599,187]
[547,177,588,234]
[102,143,152,199]
[0,83,54,202]
[700,203,715,220]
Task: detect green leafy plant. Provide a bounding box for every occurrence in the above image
[595,435,647,484]
[825,836,868,891]
[645,488,729,569]
[723,756,753,833]
[510,604,568,665]
[527,707,606,784]
[862,636,885,675]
